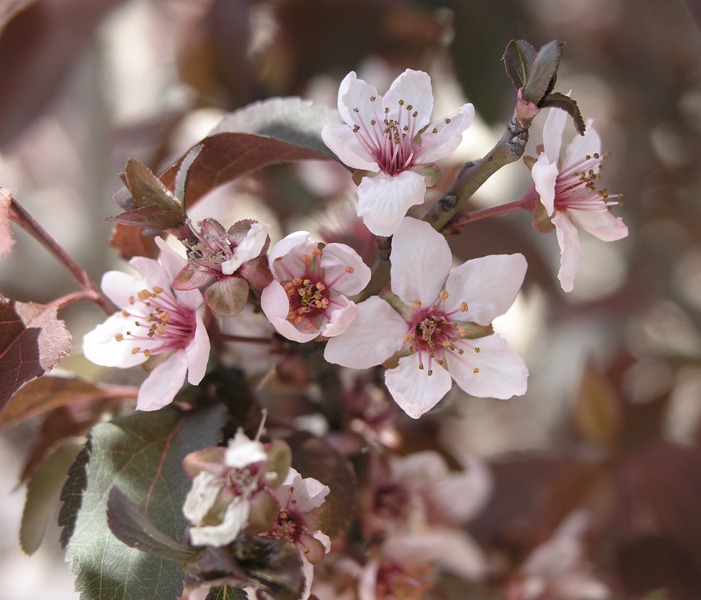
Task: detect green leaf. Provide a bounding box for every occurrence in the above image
[20,441,83,555]
[61,405,227,600]
[502,39,536,90]
[205,586,248,600]
[106,486,197,563]
[523,40,565,105]
[541,91,587,135]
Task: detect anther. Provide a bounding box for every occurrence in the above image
[411,300,421,309]
[473,368,480,374]
[346,266,355,274]
[460,302,468,312]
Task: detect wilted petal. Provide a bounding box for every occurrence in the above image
[391,217,452,308]
[189,497,250,547]
[183,472,222,524]
[225,429,267,468]
[357,171,426,237]
[324,297,407,368]
[444,253,527,325]
[385,353,453,419]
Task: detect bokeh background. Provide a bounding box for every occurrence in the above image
[1,0,701,598]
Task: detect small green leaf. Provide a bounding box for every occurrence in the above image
[61,405,227,600]
[20,441,83,555]
[106,486,197,563]
[503,39,536,90]
[523,40,565,105]
[541,91,587,135]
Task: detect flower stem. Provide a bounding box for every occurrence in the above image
[445,195,532,231]
[9,198,116,314]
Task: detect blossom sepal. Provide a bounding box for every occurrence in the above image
[204,277,250,318]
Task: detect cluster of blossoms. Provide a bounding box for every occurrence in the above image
[76,66,628,598]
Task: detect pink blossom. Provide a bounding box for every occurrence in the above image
[182,430,269,547]
[530,107,628,292]
[261,231,371,343]
[321,69,474,236]
[325,217,528,419]
[83,238,210,411]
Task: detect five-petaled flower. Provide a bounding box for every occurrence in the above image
[261,231,371,343]
[83,237,210,411]
[325,217,528,419]
[321,69,475,237]
[529,106,628,292]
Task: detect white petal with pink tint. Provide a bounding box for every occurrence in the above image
[137,351,189,411]
[385,353,453,419]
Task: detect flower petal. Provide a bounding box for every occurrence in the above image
[357,171,427,237]
[261,280,320,343]
[563,118,600,169]
[321,123,379,172]
[185,312,210,385]
[82,312,150,368]
[320,298,357,338]
[155,236,188,282]
[383,69,433,131]
[447,334,528,399]
[444,253,527,325]
[319,242,371,296]
[385,353,453,419]
[336,71,380,128]
[183,472,221,524]
[323,296,407,368]
[553,212,582,293]
[570,207,629,242]
[220,222,269,275]
[417,104,475,163]
[137,350,189,411]
[532,154,559,215]
[269,230,313,265]
[189,497,250,547]
[390,216,452,307]
[542,104,568,163]
[100,270,143,310]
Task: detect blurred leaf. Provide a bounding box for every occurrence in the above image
[0,0,124,146]
[60,405,226,600]
[0,375,130,429]
[287,433,356,538]
[541,91,586,135]
[20,440,83,555]
[19,400,116,483]
[106,486,197,563]
[523,40,564,105]
[574,361,622,451]
[0,295,72,411]
[109,223,160,261]
[503,39,536,90]
[0,187,15,258]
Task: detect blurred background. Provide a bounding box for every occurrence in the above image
[1,0,701,598]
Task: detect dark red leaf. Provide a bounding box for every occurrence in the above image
[0,295,72,411]
[109,223,160,261]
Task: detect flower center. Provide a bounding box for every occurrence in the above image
[271,506,303,544]
[115,287,195,358]
[555,152,623,214]
[187,221,236,272]
[351,96,423,176]
[404,291,481,376]
[375,561,434,600]
[275,245,355,333]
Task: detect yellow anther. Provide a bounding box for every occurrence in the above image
[439,290,449,300]
[302,254,312,264]
[132,347,141,354]
[115,333,124,342]
[473,368,480,374]
[137,290,151,301]
[474,347,480,353]
[460,302,468,312]
[411,300,422,309]
[346,266,355,274]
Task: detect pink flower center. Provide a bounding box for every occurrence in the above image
[115,286,196,358]
[187,220,237,274]
[375,560,434,599]
[276,246,355,333]
[405,291,482,376]
[555,152,622,214]
[351,96,446,176]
